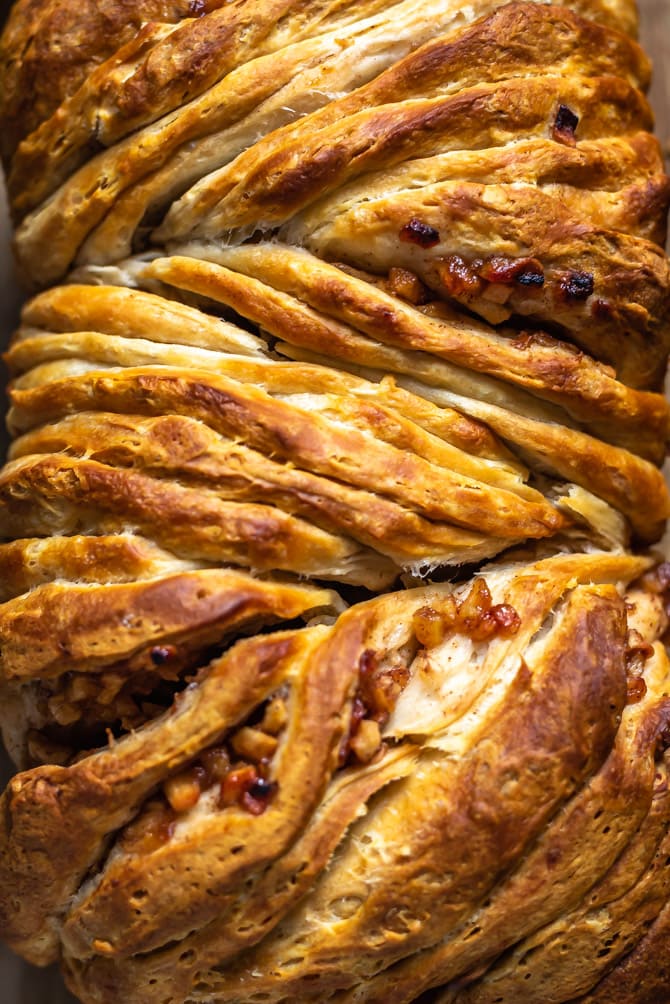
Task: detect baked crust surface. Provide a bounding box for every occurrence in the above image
[0,1,669,1002]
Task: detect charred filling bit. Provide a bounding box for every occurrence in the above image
[149,645,178,666]
[339,650,411,767]
[412,577,521,649]
[552,103,579,146]
[36,643,191,741]
[120,697,288,852]
[159,690,288,823]
[513,270,546,287]
[399,218,441,248]
[479,256,545,288]
[559,270,594,301]
[439,255,545,304]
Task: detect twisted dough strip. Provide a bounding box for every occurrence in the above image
[0,0,642,174]
[1,553,666,1004]
[1,0,670,1002]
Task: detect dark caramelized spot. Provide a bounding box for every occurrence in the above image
[552,104,579,145]
[150,645,178,666]
[516,270,545,287]
[359,649,376,678]
[243,778,278,816]
[479,256,544,287]
[591,297,613,320]
[626,676,647,705]
[219,764,277,816]
[247,778,277,800]
[399,218,441,248]
[489,604,522,634]
[560,271,594,301]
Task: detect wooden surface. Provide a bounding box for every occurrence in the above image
[641,0,670,151]
[0,2,669,1000]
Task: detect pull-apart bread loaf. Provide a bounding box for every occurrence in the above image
[1,0,670,1001]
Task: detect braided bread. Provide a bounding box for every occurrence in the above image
[1,1,669,1001]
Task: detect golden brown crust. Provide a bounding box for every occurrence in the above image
[0,569,343,768]
[59,624,362,961]
[0,553,650,978]
[146,248,670,455]
[9,5,655,288]
[157,7,651,237]
[0,534,198,603]
[572,898,670,1003]
[157,75,651,242]
[5,367,570,541]
[0,0,194,162]
[0,0,409,168]
[6,413,529,567]
[209,592,626,1000]
[51,554,650,999]
[349,652,670,1003]
[7,0,514,222]
[0,452,398,586]
[65,746,419,1004]
[0,570,340,683]
[285,183,670,388]
[6,333,512,463]
[0,0,669,1000]
[0,628,322,964]
[136,250,670,539]
[18,282,267,355]
[450,763,670,1003]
